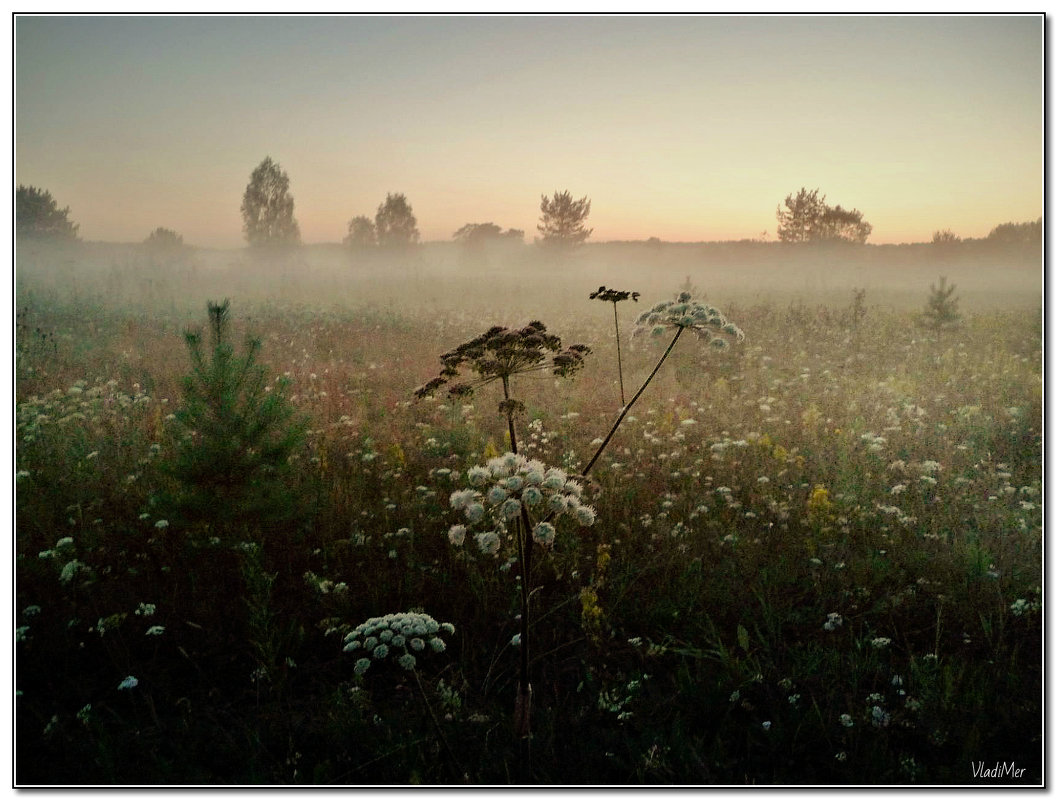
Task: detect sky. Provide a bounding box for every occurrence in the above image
[14,14,1044,248]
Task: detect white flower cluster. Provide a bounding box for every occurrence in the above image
[342,611,455,674]
[631,292,745,348]
[1010,597,1040,617]
[447,452,596,555]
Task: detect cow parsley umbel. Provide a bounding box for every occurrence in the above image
[446,452,596,560]
[342,611,462,779]
[581,292,744,476]
[414,321,589,412]
[342,611,454,673]
[630,291,745,348]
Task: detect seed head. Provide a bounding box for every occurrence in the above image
[589,285,641,304]
[414,321,591,402]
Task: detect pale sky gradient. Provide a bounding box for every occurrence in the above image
[15,14,1043,247]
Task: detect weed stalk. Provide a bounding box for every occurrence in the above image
[581,326,684,477]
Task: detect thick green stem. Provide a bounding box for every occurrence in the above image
[581,326,684,477]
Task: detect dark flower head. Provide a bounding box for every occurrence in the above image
[590,285,640,304]
[414,321,591,400]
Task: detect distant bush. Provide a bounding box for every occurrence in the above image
[776,187,871,244]
[931,229,960,245]
[344,215,377,250]
[452,223,524,246]
[16,185,79,241]
[143,227,185,254]
[987,217,1041,246]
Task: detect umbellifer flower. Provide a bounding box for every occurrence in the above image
[414,321,590,403]
[443,452,597,559]
[631,292,744,348]
[342,611,455,675]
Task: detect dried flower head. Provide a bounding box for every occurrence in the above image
[631,292,745,348]
[342,611,454,674]
[589,285,640,304]
[414,321,591,401]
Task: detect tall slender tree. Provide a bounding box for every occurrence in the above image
[241,157,301,249]
[375,193,420,249]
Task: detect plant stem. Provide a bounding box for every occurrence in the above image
[414,669,466,782]
[502,375,519,454]
[612,302,626,407]
[580,326,684,477]
[502,375,533,742]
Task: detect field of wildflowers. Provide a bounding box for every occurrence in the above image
[14,244,1042,785]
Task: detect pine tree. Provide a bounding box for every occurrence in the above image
[920,276,961,330]
[537,190,592,247]
[165,300,305,534]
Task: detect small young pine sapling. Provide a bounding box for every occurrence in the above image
[920,276,961,330]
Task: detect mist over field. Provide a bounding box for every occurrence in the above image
[14,12,1042,789]
[15,236,1042,320]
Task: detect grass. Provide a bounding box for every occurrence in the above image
[14,244,1042,785]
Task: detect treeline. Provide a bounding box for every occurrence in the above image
[14,168,1042,253]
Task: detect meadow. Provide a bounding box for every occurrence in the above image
[14,240,1042,785]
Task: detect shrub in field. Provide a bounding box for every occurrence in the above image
[344,215,377,250]
[143,226,185,253]
[164,300,306,535]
